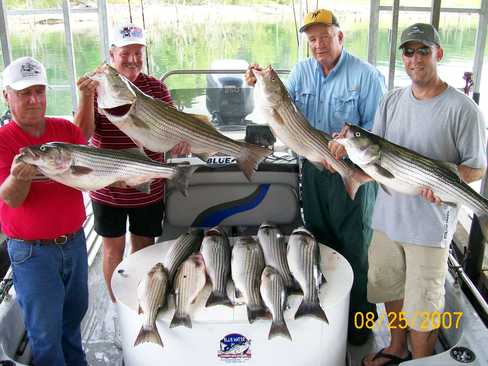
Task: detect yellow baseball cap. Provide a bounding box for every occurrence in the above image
[299,9,339,33]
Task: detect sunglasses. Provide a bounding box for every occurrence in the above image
[402,46,432,58]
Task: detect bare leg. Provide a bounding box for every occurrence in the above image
[130,233,154,254]
[102,236,126,303]
[362,299,410,366]
[410,329,437,359]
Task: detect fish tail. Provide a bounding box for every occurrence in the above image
[133,325,164,347]
[170,312,192,329]
[173,165,199,197]
[295,299,329,323]
[205,290,233,308]
[269,319,292,341]
[477,213,488,242]
[237,143,272,181]
[247,304,268,324]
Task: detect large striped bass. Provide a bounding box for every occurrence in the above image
[257,222,299,293]
[287,227,328,323]
[162,228,204,285]
[231,236,267,323]
[200,227,232,307]
[89,63,272,180]
[170,253,207,329]
[260,266,292,341]
[252,66,363,199]
[134,263,169,347]
[337,123,488,238]
[19,142,196,196]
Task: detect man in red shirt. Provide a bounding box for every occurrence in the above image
[75,24,189,303]
[0,57,88,365]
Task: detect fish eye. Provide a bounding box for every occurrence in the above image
[40,145,46,151]
[355,132,361,137]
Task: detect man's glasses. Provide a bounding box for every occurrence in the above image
[402,46,432,58]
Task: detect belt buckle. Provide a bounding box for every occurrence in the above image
[54,235,68,245]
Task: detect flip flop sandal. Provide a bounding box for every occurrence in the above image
[361,348,412,366]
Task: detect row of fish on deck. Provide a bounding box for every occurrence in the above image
[17,63,488,239]
[135,223,328,348]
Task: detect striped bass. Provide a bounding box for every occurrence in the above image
[89,63,272,180]
[252,66,363,199]
[287,227,328,323]
[170,253,207,329]
[200,227,232,307]
[337,123,488,238]
[162,228,204,285]
[134,263,169,347]
[257,222,299,293]
[260,266,292,341]
[19,142,196,196]
[231,236,267,323]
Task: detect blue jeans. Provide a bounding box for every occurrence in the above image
[7,229,88,366]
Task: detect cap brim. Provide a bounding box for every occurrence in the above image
[6,78,47,91]
[399,39,437,49]
[112,40,146,48]
[299,21,338,33]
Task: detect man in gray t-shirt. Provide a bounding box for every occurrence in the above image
[358,23,486,366]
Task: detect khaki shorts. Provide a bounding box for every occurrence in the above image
[367,230,449,331]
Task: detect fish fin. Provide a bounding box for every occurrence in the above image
[269,320,292,341]
[131,181,151,194]
[205,291,233,308]
[311,161,325,171]
[173,165,199,197]
[133,325,163,347]
[237,143,272,181]
[130,114,151,129]
[443,201,458,208]
[373,164,395,179]
[380,184,392,195]
[321,273,327,285]
[193,153,210,163]
[342,174,363,200]
[70,166,93,175]
[247,305,267,324]
[294,299,329,323]
[123,147,150,159]
[170,312,192,329]
[189,113,216,129]
[437,160,461,178]
[235,288,242,299]
[138,306,143,314]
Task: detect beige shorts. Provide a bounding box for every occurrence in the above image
[367,230,450,331]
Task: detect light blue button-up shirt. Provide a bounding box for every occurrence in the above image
[286,49,386,134]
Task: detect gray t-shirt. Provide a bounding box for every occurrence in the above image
[372,85,486,248]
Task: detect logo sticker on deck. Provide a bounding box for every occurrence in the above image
[217,333,251,362]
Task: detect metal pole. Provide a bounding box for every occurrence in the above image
[430,0,441,29]
[388,0,400,90]
[97,0,110,63]
[472,0,487,101]
[62,0,78,114]
[0,0,12,67]
[368,0,380,66]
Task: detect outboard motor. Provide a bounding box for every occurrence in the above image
[206,60,254,127]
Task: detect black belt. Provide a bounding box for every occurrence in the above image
[12,229,80,245]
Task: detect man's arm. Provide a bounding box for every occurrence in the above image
[73,76,98,139]
[459,165,486,184]
[0,157,37,208]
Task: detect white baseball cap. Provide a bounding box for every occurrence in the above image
[111,23,146,48]
[2,56,48,91]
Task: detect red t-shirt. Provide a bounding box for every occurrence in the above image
[0,117,87,240]
[90,73,173,207]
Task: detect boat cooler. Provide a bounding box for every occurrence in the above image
[112,239,353,366]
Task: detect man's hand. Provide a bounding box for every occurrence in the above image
[419,187,442,205]
[77,75,98,99]
[244,63,262,87]
[323,129,349,173]
[10,156,38,182]
[170,141,191,157]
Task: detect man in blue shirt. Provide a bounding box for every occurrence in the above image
[246,8,386,345]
